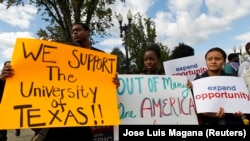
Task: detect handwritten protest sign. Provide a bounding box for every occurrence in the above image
[163,55,207,80]
[116,75,198,125]
[0,38,120,129]
[192,76,250,113]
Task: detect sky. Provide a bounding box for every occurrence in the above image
[0,0,250,69]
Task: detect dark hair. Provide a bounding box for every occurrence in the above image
[73,22,90,31]
[227,53,238,61]
[141,44,162,74]
[205,47,227,61]
[4,61,10,66]
[144,44,161,59]
[169,43,194,60]
[245,42,250,55]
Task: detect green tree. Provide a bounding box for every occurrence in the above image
[122,13,169,73]
[110,47,126,73]
[158,43,170,73]
[1,0,125,43]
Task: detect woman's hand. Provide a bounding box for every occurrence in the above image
[202,107,225,118]
[202,107,243,119]
[186,80,193,89]
[112,73,120,88]
[233,111,243,118]
[0,64,14,80]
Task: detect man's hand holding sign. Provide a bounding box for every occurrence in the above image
[0,38,120,129]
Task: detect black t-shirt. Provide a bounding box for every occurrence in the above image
[44,127,92,141]
[0,80,6,103]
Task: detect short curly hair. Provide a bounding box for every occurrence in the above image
[169,43,194,60]
[72,22,90,31]
[144,44,161,59]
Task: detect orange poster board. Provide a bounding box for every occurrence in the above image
[0,38,120,129]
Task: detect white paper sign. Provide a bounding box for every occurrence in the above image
[163,55,207,81]
[117,75,198,125]
[192,76,250,113]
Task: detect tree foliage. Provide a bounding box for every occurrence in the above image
[123,13,170,73]
[1,0,170,73]
[110,47,126,73]
[1,0,125,43]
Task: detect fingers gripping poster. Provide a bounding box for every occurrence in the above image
[0,38,120,129]
[117,75,198,125]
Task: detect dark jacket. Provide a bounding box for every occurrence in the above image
[44,127,92,141]
[0,80,7,141]
[0,80,5,103]
[195,70,244,125]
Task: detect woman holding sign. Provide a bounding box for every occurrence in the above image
[187,47,244,125]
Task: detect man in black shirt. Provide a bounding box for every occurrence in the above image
[2,23,119,141]
[43,23,100,141]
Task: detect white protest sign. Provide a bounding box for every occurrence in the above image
[192,76,250,113]
[163,55,207,81]
[116,75,198,125]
